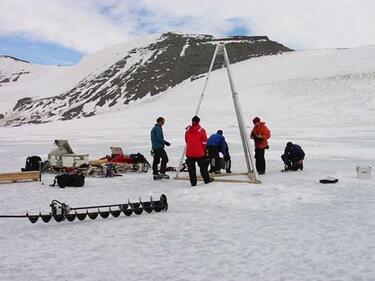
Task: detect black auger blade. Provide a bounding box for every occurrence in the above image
[87,210,99,220]
[119,203,128,210]
[122,208,133,216]
[129,199,143,215]
[120,204,133,216]
[27,213,39,224]
[109,207,121,217]
[160,194,168,211]
[129,202,143,215]
[141,201,153,213]
[40,213,52,223]
[76,211,87,221]
[151,194,168,212]
[99,210,110,219]
[132,202,141,209]
[133,208,143,215]
[53,215,65,222]
[65,213,76,222]
[152,204,163,212]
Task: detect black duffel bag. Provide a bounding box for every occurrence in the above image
[50,173,85,188]
[21,155,43,171]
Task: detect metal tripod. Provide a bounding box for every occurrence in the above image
[175,44,259,183]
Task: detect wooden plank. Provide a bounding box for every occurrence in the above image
[175,175,261,184]
[207,172,248,177]
[0,171,40,183]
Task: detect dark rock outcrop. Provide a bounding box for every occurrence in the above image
[2,33,292,126]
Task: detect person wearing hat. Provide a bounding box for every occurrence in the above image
[185,115,213,186]
[207,130,231,174]
[281,142,305,172]
[250,116,271,174]
[150,116,171,180]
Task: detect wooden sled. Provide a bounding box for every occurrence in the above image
[0,171,40,184]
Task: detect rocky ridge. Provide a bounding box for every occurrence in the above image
[0,33,292,126]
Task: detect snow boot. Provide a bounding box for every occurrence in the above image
[153,174,163,180]
[160,173,170,179]
[205,178,214,184]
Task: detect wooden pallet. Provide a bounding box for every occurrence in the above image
[175,172,261,184]
[0,171,40,183]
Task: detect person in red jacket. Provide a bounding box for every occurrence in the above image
[250,116,271,174]
[185,115,213,186]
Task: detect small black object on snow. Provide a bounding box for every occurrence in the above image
[319,177,339,184]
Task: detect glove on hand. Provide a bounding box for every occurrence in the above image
[165,141,171,146]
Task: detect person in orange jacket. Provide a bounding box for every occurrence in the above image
[250,116,271,174]
[185,115,213,186]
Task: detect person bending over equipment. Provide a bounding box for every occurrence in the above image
[281,142,305,172]
[207,130,231,174]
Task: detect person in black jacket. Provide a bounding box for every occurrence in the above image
[281,142,305,171]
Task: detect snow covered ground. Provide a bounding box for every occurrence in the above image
[0,45,374,281]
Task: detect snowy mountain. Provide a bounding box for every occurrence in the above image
[0,33,291,126]
[0,55,31,84]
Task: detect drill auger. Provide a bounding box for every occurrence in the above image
[0,194,168,224]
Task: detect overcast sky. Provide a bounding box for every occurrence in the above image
[0,0,374,65]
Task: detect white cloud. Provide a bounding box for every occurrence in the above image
[0,0,132,53]
[0,0,374,54]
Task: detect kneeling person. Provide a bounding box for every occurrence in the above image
[207,130,231,174]
[281,142,305,171]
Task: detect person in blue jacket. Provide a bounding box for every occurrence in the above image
[151,117,171,180]
[281,142,305,171]
[207,130,231,174]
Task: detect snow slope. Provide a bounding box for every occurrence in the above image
[0,36,159,113]
[0,45,374,281]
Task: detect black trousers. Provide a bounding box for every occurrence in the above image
[255,148,266,174]
[186,157,210,186]
[207,145,221,172]
[281,155,303,171]
[152,148,169,175]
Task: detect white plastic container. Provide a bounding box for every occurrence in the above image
[48,154,89,168]
[356,166,372,179]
